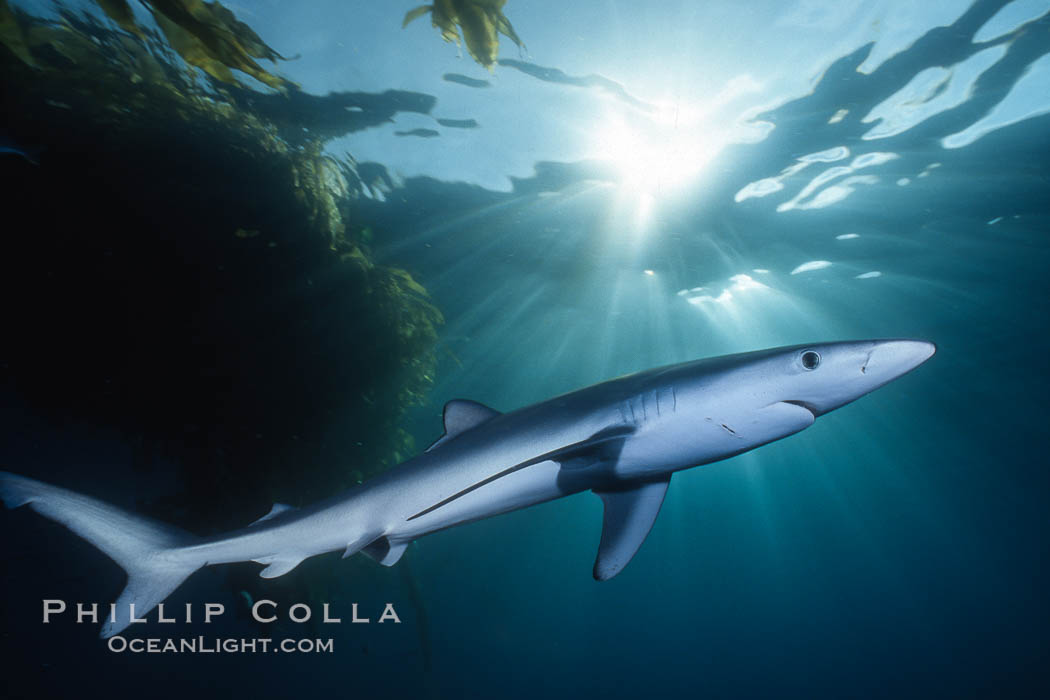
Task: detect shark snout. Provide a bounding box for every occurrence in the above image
[784,339,936,417]
[865,339,937,378]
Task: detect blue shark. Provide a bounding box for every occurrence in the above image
[0,339,934,637]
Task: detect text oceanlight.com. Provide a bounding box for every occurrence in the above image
[108,636,334,654]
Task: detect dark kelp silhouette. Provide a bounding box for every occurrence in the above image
[443,71,491,88]
[0,5,442,666]
[722,0,1050,223]
[498,58,655,112]
[396,127,441,138]
[436,117,479,129]
[226,85,438,145]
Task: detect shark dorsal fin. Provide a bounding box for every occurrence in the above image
[425,399,501,452]
[443,399,500,435]
[592,476,670,581]
[249,503,295,526]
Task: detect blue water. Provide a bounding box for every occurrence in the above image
[2,0,1049,698]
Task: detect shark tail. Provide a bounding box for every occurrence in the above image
[0,471,203,638]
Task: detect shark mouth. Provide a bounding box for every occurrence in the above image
[781,399,819,417]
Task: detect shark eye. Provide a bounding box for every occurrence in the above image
[801,351,821,370]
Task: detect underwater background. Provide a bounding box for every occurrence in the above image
[1,0,1048,697]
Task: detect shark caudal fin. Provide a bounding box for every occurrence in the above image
[0,471,202,638]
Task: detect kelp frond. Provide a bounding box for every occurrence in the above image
[403,0,524,71]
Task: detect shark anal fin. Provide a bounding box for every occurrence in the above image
[361,537,410,567]
[409,424,636,521]
[249,503,296,526]
[425,399,502,452]
[253,554,307,579]
[592,476,670,581]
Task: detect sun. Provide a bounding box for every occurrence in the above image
[590,102,726,198]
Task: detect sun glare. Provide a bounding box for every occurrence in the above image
[589,96,735,204]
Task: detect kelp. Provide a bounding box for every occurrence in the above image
[2,4,441,664]
[0,0,293,89]
[403,0,524,70]
[151,9,239,84]
[1,0,443,545]
[143,0,294,89]
[206,2,290,63]
[95,0,144,39]
[0,0,36,67]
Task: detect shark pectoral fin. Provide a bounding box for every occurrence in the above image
[249,503,296,526]
[425,399,502,452]
[361,537,410,567]
[254,555,307,579]
[592,476,670,581]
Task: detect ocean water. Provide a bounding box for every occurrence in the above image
[1,1,1048,698]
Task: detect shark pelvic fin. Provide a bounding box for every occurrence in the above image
[341,532,382,560]
[426,399,502,452]
[254,554,306,579]
[592,476,670,581]
[249,503,295,526]
[361,537,410,566]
